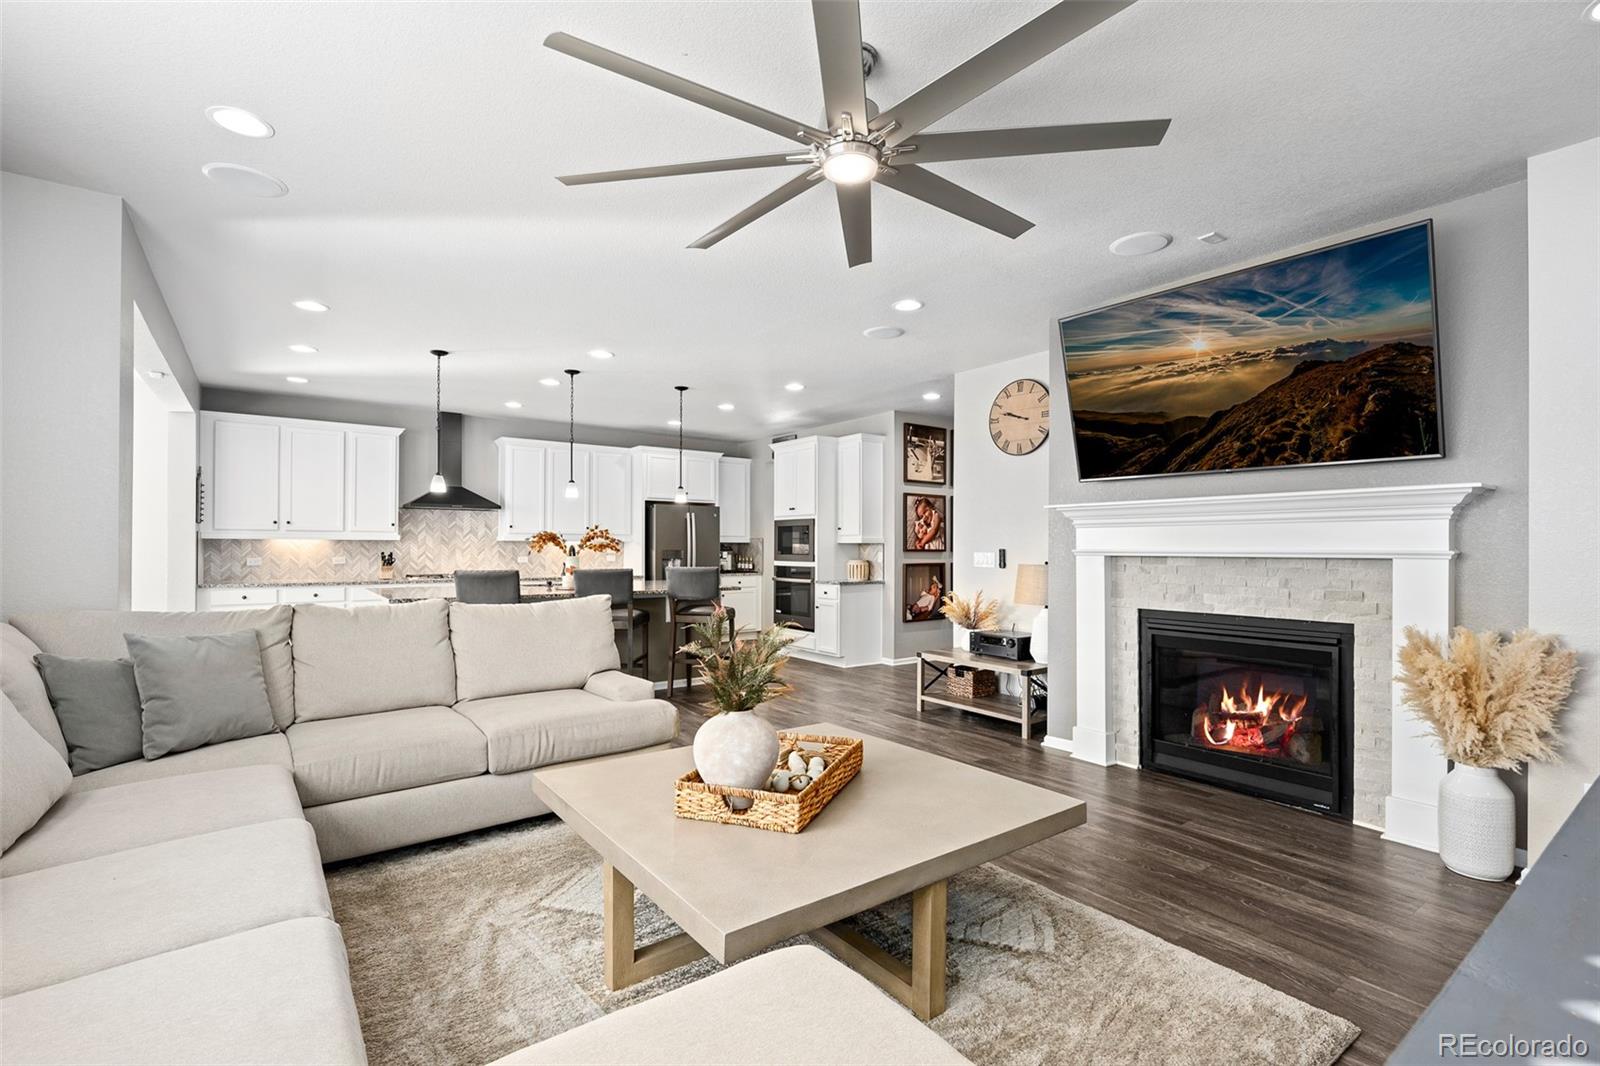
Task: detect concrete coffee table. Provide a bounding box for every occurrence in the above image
[530,722,1086,1019]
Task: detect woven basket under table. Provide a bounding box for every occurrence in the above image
[674,732,863,833]
[946,665,999,700]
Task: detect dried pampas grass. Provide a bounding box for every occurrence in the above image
[1396,626,1577,770]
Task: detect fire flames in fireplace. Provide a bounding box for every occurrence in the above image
[1192,678,1310,761]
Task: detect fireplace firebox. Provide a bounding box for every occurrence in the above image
[1139,609,1354,819]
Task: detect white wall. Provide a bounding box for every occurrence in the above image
[954,351,1051,634]
[129,373,168,609]
[1526,138,1600,864]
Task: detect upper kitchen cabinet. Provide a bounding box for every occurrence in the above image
[497,438,550,540]
[634,446,718,503]
[497,439,634,541]
[588,447,633,540]
[200,412,402,540]
[771,437,819,518]
[836,433,885,543]
[717,455,752,542]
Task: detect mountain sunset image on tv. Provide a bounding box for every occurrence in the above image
[1059,221,1444,481]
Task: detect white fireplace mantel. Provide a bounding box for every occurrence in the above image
[1047,483,1484,853]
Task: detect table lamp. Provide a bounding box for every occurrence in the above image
[1014,563,1048,665]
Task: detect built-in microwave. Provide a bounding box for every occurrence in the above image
[773,564,815,631]
[774,519,814,562]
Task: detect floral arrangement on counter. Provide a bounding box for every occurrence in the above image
[527,530,567,555]
[941,589,1000,630]
[577,525,623,555]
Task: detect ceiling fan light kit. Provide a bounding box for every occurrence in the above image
[545,0,1170,268]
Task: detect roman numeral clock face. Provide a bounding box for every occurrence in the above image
[989,378,1050,455]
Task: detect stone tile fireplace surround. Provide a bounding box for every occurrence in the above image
[1048,484,1483,854]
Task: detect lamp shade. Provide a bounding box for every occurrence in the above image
[1014,563,1048,607]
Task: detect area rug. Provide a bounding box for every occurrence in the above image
[325,817,1359,1066]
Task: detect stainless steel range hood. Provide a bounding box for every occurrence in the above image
[402,412,499,511]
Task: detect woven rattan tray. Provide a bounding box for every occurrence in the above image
[673,731,863,834]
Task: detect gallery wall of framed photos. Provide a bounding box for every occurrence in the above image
[898,418,954,632]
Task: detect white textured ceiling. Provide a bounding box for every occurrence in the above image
[3,1,1595,440]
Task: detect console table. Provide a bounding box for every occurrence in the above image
[916,648,1048,740]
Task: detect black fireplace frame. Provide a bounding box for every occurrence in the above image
[1139,609,1355,820]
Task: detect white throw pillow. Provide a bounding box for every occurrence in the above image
[449,597,621,701]
[1,693,71,852]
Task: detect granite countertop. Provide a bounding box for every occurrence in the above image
[377,579,675,602]
[201,577,457,590]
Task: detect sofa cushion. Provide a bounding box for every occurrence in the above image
[33,654,144,774]
[287,705,488,806]
[1,695,71,853]
[126,630,278,759]
[0,818,330,996]
[583,669,656,703]
[488,945,971,1065]
[0,624,69,760]
[0,917,366,1066]
[68,733,292,793]
[9,607,297,730]
[454,689,677,774]
[292,600,455,720]
[0,764,302,877]
[449,597,620,701]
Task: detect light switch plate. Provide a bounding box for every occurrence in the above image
[973,551,997,568]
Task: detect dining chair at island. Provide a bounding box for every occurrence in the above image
[666,565,733,697]
[574,567,649,677]
[455,569,521,604]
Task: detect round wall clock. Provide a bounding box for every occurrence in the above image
[989,378,1050,455]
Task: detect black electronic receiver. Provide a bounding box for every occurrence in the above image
[970,631,1032,661]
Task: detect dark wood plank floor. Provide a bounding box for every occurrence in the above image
[667,659,1515,1066]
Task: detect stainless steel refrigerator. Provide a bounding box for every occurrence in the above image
[644,502,721,579]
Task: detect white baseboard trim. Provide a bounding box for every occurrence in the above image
[1039,735,1074,754]
[1381,793,1440,853]
[880,656,919,667]
[1069,726,1116,766]
[1352,817,1385,835]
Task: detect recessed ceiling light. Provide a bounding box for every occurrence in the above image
[1587,0,1600,21]
[667,419,682,427]
[504,400,523,409]
[587,349,615,360]
[1109,231,1172,256]
[201,162,288,198]
[292,299,329,313]
[285,376,309,384]
[863,326,904,340]
[1197,231,1228,244]
[287,344,318,354]
[892,298,923,312]
[785,382,805,392]
[205,105,274,139]
[922,391,941,401]
[539,377,560,387]
[717,402,735,412]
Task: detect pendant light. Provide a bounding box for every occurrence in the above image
[428,350,449,494]
[673,385,689,505]
[563,369,581,500]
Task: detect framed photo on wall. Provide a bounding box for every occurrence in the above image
[903,563,947,623]
[903,423,948,485]
[903,493,948,552]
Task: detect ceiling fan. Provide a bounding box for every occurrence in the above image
[545,0,1169,268]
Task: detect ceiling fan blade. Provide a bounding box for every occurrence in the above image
[836,181,872,267]
[812,0,868,133]
[876,166,1033,239]
[545,32,826,145]
[874,1,1135,147]
[689,170,822,249]
[559,154,807,186]
[904,119,1170,164]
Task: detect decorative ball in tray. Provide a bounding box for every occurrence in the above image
[674,731,863,833]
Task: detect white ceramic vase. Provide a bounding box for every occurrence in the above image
[951,624,971,653]
[693,710,780,811]
[1438,764,1515,881]
[1030,606,1049,665]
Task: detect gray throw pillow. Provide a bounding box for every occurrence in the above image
[124,630,277,760]
[33,655,145,775]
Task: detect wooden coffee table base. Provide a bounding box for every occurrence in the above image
[602,863,950,1020]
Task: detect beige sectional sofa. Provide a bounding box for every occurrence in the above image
[0,596,679,1064]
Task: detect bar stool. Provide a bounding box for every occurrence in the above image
[454,570,521,604]
[666,566,734,697]
[574,568,648,676]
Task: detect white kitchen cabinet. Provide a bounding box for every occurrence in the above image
[198,586,280,610]
[497,439,550,540]
[346,431,400,536]
[813,583,841,656]
[549,446,591,537]
[835,433,885,543]
[277,585,346,605]
[635,446,719,503]
[589,447,633,539]
[201,412,401,540]
[717,456,752,542]
[772,438,818,518]
[717,573,763,632]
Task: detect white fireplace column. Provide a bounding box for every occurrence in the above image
[1048,483,1484,854]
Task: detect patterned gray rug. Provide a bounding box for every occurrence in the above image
[326,817,1359,1066]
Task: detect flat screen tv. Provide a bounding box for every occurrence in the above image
[1058,220,1444,481]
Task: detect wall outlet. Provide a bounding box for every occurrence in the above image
[245,556,262,568]
[973,551,997,568]
[331,555,347,566]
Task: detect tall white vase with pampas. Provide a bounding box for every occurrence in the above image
[1438,765,1516,881]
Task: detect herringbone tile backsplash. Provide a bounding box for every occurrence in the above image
[203,510,557,585]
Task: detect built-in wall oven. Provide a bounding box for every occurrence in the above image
[774,520,814,562]
[773,564,815,631]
